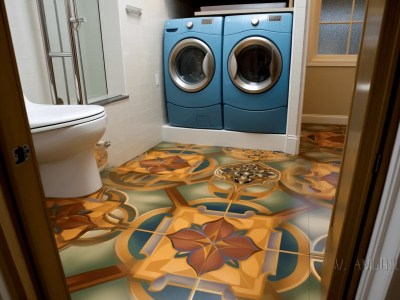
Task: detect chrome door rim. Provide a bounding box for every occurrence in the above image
[228,36,283,94]
[169,38,215,93]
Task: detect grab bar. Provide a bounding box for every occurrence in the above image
[49,52,72,58]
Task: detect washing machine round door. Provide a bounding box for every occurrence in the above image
[169,38,215,93]
[228,37,283,94]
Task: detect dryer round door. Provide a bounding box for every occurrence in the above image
[228,37,283,94]
[169,38,215,93]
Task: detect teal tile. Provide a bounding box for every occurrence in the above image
[263,160,299,171]
[228,203,260,215]
[177,182,217,202]
[71,278,133,300]
[268,253,304,282]
[213,155,243,165]
[192,202,229,212]
[253,190,306,214]
[128,230,153,260]
[238,195,258,200]
[214,192,230,199]
[138,212,173,232]
[60,237,121,277]
[124,190,172,215]
[314,237,326,253]
[193,146,223,154]
[276,227,299,253]
[193,291,222,300]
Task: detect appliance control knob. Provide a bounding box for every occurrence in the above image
[251,18,259,26]
[186,21,193,29]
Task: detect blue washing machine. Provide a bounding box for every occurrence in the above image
[222,13,293,133]
[164,17,223,129]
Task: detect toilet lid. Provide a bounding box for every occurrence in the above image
[27,102,106,133]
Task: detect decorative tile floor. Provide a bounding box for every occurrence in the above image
[47,124,345,300]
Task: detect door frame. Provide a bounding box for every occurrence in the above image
[0,1,69,298]
[321,0,400,298]
[0,0,399,299]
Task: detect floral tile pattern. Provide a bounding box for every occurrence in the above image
[48,124,346,299]
[167,218,262,276]
[47,188,137,249]
[103,148,217,191]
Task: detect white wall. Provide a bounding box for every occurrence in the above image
[4,0,52,104]
[102,0,191,166]
[5,0,192,166]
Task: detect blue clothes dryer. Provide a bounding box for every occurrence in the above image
[222,13,293,133]
[164,17,223,129]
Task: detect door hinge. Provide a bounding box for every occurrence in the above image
[13,145,30,165]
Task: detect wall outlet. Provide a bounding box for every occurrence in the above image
[155,73,160,86]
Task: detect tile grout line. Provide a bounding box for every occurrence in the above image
[188,277,201,300]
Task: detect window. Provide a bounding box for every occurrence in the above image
[308,0,368,66]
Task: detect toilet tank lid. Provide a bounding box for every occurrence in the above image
[26,102,105,130]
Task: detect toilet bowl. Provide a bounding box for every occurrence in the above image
[24,97,107,198]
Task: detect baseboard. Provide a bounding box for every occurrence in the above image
[162,125,299,154]
[302,114,348,125]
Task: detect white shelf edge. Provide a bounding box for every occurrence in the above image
[194,7,294,17]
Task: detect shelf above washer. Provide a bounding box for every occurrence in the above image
[194,7,294,17]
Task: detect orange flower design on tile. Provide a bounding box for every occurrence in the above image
[139,156,190,173]
[47,189,135,249]
[167,218,261,276]
[107,150,216,190]
[50,202,95,233]
[117,151,205,176]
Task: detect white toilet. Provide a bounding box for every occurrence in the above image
[24,97,107,198]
